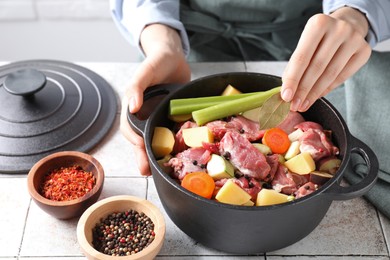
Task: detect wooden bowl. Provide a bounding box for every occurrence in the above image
[27,151,104,220]
[77,195,166,260]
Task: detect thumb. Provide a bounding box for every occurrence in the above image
[126,61,155,113]
[126,91,144,114]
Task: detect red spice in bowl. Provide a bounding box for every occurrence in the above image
[27,151,104,219]
[40,165,96,201]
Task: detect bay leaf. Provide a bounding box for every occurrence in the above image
[258,93,291,130]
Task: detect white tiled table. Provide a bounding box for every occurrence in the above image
[1,61,389,260]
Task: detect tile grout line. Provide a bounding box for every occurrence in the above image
[377,208,390,256]
[17,198,32,258]
[145,177,150,200]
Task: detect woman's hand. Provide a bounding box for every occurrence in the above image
[281,7,372,112]
[120,24,191,176]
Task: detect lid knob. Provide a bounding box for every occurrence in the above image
[3,69,46,97]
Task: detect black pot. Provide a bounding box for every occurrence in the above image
[128,72,378,253]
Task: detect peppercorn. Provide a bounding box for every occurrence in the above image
[262,182,272,189]
[92,209,155,256]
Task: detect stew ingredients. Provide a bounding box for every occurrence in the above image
[155,86,342,206]
[151,127,175,158]
[181,171,215,199]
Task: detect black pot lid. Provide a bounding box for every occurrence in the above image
[0,60,117,174]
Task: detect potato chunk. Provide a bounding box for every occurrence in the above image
[168,113,192,123]
[284,152,315,175]
[151,127,175,158]
[256,189,291,206]
[221,84,242,96]
[182,126,214,147]
[216,179,252,205]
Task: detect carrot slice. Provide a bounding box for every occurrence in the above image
[262,128,291,154]
[181,172,215,199]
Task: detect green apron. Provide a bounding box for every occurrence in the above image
[180,0,322,61]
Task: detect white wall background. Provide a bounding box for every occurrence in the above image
[0,0,139,62]
[1,0,389,63]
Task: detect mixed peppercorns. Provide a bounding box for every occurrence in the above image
[92,209,155,256]
[40,165,96,201]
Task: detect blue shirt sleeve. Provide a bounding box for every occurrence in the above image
[109,0,190,57]
[323,0,390,47]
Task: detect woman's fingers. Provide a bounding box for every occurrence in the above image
[281,14,327,104]
[120,53,191,176]
[134,144,152,176]
[320,44,371,98]
[299,44,354,109]
[282,13,371,112]
[305,40,371,109]
[290,20,349,111]
[295,33,371,112]
[120,97,151,176]
[118,24,192,176]
[126,60,156,113]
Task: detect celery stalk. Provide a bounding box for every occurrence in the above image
[192,87,281,125]
[170,92,260,115]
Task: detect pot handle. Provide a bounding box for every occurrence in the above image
[323,136,378,200]
[127,83,183,135]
